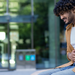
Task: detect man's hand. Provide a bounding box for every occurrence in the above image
[68,49,75,62]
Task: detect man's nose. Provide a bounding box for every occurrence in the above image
[60,16,63,20]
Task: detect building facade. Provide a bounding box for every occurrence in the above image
[0,0,68,70]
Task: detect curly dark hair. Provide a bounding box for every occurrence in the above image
[54,0,75,16]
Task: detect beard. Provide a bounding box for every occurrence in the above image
[66,12,74,25]
[64,15,74,25]
[65,20,72,25]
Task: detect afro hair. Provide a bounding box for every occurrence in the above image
[54,0,75,16]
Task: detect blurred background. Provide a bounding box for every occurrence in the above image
[0,0,68,71]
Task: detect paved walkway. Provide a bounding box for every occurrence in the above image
[0,69,37,75]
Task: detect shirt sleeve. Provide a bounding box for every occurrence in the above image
[65,30,71,61]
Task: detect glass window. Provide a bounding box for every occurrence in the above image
[34,1,49,69]
[16,23,31,49]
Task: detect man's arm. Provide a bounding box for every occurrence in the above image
[65,30,75,61]
[65,30,71,61]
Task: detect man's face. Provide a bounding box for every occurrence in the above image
[59,11,74,24]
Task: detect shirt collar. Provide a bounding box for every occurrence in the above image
[66,23,74,30]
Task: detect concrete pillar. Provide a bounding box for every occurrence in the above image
[48,0,60,68]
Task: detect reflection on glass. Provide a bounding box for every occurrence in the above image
[0,32,5,40]
[0,27,8,68]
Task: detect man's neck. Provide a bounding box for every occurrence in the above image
[72,21,75,27]
[74,25,75,27]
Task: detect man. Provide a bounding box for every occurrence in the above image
[35,0,75,75]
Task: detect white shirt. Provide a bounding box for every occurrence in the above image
[70,27,75,49]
